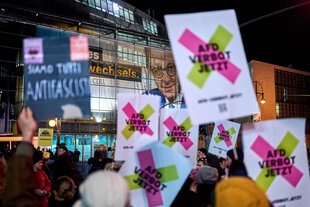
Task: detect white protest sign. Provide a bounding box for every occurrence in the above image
[208,120,240,158]
[159,108,198,164]
[115,94,160,160]
[243,118,310,207]
[165,10,259,124]
[119,141,194,207]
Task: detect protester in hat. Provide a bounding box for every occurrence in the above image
[50,143,78,184]
[73,171,131,207]
[212,147,271,207]
[48,176,78,207]
[205,153,223,181]
[226,147,248,176]
[194,166,218,207]
[33,150,51,207]
[3,108,40,206]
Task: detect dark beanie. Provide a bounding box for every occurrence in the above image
[198,148,207,155]
[227,147,244,161]
[58,143,67,151]
[33,150,43,164]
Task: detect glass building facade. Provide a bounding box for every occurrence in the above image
[0,0,186,161]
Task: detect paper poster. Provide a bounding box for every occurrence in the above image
[115,94,160,160]
[243,118,310,207]
[38,128,53,146]
[208,120,240,158]
[23,36,90,120]
[165,10,259,124]
[159,108,198,164]
[119,141,194,207]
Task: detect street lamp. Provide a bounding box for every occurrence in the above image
[254,81,266,104]
[49,118,61,145]
[49,119,56,127]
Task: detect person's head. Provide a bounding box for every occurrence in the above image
[226,148,248,177]
[196,166,218,185]
[94,149,101,159]
[197,148,207,159]
[226,147,244,167]
[58,143,67,156]
[54,176,76,201]
[219,157,227,169]
[197,158,206,168]
[151,61,181,103]
[33,150,43,171]
[73,171,130,207]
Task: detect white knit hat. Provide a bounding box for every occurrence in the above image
[73,170,130,207]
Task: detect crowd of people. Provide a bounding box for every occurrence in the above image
[0,108,273,207]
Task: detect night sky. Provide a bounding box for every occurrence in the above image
[125,0,310,72]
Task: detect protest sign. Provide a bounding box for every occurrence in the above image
[23,35,90,120]
[115,94,160,160]
[159,108,198,164]
[38,128,53,146]
[243,118,310,207]
[165,10,259,124]
[119,141,194,207]
[208,120,240,158]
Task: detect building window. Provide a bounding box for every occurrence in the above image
[123,47,128,61]
[119,5,124,19]
[88,0,95,8]
[107,0,113,15]
[118,45,122,59]
[276,103,280,118]
[101,0,107,12]
[113,2,120,17]
[95,0,101,10]
[129,11,135,24]
[82,0,88,5]
[124,8,130,22]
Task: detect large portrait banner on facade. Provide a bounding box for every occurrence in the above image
[23,35,91,120]
[165,10,259,124]
[115,94,160,160]
[243,118,310,207]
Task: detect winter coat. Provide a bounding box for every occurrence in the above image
[3,142,40,207]
[33,169,51,207]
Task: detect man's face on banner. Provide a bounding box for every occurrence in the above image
[151,62,181,103]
